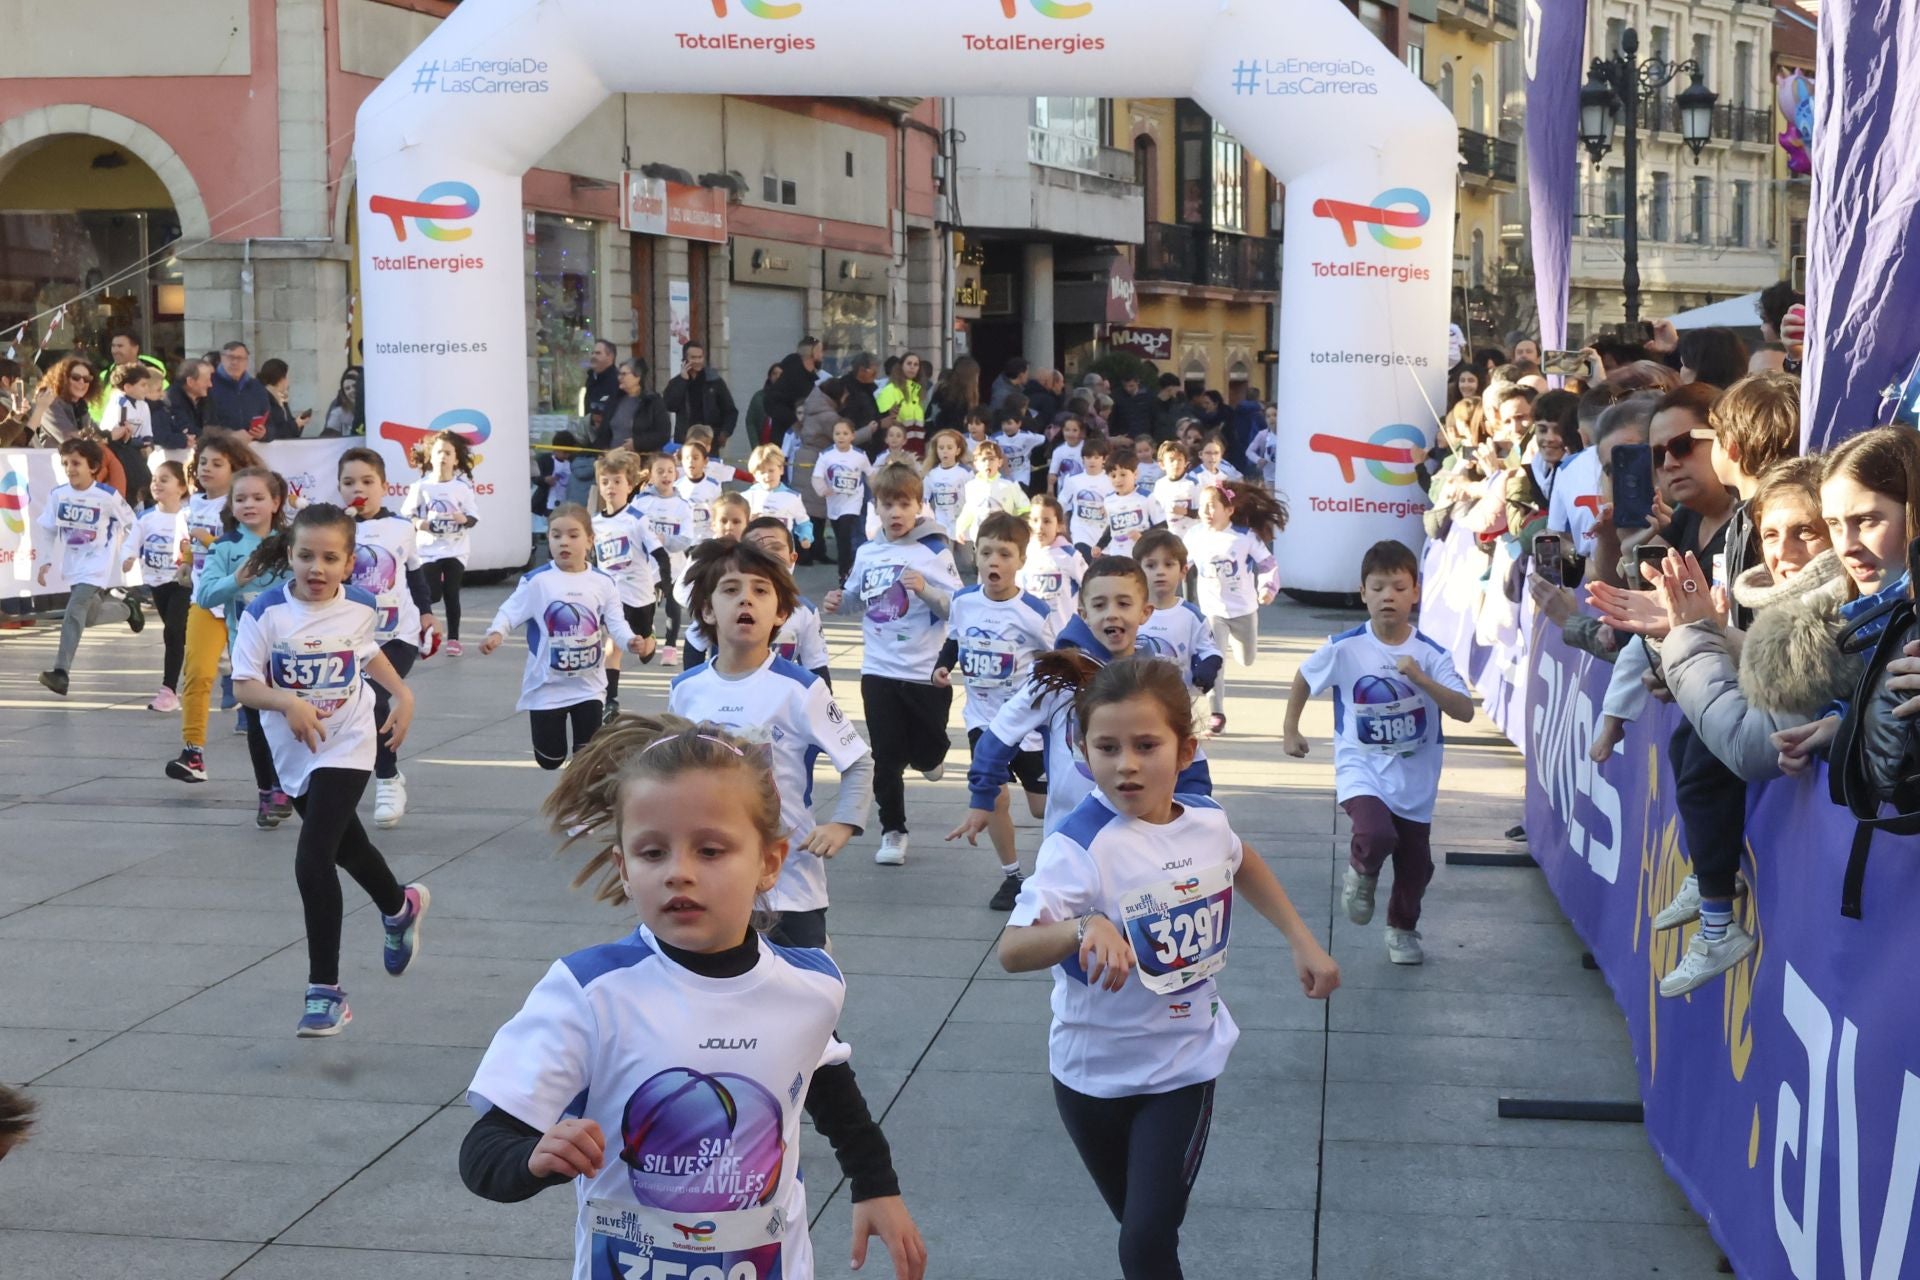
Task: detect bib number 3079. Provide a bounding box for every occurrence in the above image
[1121,862,1233,995]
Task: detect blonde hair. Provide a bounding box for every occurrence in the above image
[543,715,784,906]
[595,448,647,487]
[871,460,924,505]
[748,443,786,475]
[925,428,970,472]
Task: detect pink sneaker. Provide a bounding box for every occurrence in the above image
[444,638,464,657]
[148,687,180,713]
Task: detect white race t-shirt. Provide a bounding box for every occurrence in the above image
[669,654,870,911]
[231,584,383,797]
[1009,791,1244,1098]
[812,448,874,521]
[1102,491,1164,558]
[1153,475,1202,536]
[485,564,637,712]
[1048,441,1086,486]
[185,491,227,600]
[1183,524,1279,620]
[1195,462,1242,490]
[401,478,479,563]
[945,586,1057,731]
[676,464,739,541]
[1545,446,1603,557]
[845,531,961,682]
[348,512,425,646]
[1296,623,1468,824]
[591,508,667,608]
[132,507,187,590]
[468,927,850,1280]
[996,429,1045,486]
[1017,540,1087,632]
[1059,473,1115,548]
[1137,599,1223,696]
[36,482,133,589]
[746,484,812,541]
[924,464,971,535]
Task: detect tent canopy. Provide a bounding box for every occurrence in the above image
[1669,292,1764,332]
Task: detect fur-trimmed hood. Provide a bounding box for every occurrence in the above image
[1738,549,1862,717]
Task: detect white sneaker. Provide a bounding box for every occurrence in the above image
[1658,921,1755,997]
[875,832,908,866]
[1342,867,1379,925]
[1386,927,1424,965]
[374,773,407,829]
[1653,875,1701,931]
[919,761,947,782]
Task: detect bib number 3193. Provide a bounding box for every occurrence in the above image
[1121,862,1233,995]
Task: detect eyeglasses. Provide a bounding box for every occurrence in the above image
[68,371,93,384]
[1652,428,1718,468]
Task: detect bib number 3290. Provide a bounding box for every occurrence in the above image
[1121,862,1234,994]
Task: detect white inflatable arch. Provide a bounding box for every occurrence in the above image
[355,0,1455,590]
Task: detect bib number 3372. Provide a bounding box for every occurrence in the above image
[1121,863,1233,994]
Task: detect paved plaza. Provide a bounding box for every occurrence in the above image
[0,567,1728,1278]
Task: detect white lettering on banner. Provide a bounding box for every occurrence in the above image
[1774,963,1920,1280]
[1527,644,1621,882]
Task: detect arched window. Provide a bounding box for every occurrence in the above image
[1470,73,1486,132]
[1438,63,1455,113]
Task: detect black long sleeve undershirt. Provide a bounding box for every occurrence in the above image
[459,933,900,1205]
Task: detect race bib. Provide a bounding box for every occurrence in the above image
[649,517,681,544]
[270,638,361,719]
[141,535,175,572]
[1121,862,1234,995]
[190,517,220,575]
[1206,556,1240,582]
[587,1200,783,1280]
[829,466,862,496]
[1349,674,1430,757]
[859,564,911,624]
[1073,496,1105,525]
[597,535,634,573]
[1170,499,1193,520]
[1109,507,1145,535]
[544,599,604,676]
[956,635,1017,688]
[1026,571,1063,600]
[930,486,961,513]
[429,514,464,535]
[58,501,100,544]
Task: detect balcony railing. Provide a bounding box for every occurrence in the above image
[1635,98,1776,145]
[1138,223,1279,293]
[1460,128,1519,184]
[1028,127,1140,182]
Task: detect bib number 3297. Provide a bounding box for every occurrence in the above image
[1121,862,1234,994]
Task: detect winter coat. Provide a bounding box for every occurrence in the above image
[600,392,671,454]
[1662,550,1858,781]
[207,367,272,435]
[764,354,816,438]
[663,371,738,443]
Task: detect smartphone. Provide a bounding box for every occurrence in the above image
[1634,544,1668,587]
[1541,349,1589,377]
[1533,533,1564,586]
[1611,443,1656,530]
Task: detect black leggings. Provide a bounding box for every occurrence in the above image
[152,581,189,691]
[373,639,417,780]
[290,768,406,986]
[530,700,601,770]
[241,708,280,792]
[423,559,466,638]
[860,675,953,834]
[1053,1077,1216,1280]
[832,514,863,586]
[661,595,682,648]
[1668,719,1747,900]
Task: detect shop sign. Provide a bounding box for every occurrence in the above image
[1108,325,1174,361]
[620,172,728,244]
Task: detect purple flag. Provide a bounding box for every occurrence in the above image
[1804,0,1920,449]
[1523,0,1589,348]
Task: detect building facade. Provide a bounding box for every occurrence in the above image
[1771,0,1816,291]
[1422,0,1519,330]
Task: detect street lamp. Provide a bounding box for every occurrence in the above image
[1577,27,1718,331]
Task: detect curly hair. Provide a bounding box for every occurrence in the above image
[410,429,476,480]
[1204,480,1290,543]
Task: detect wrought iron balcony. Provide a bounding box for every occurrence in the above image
[1459,128,1519,185]
[1138,223,1279,293]
[1636,98,1777,145]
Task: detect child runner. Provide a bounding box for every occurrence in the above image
[1247,414,1276,479]
[742,517,833,682]
[590,450,670,721]
[1284,539,1474,965]
[822,462,960,867]
[745,443,814,553]
[997,405,1046,495]
[1134,436,1165,490]
[167,433,264,780]
[922,428,974,549]
[1000,656,1339,1280]
[1184,481,1285,735]
[962,409,993,459]
[669,540,873,946]
[811,418,873,587]
[479,504,648,770]
[676,492,753,667]
[401,430,480,655]
[34,436,139,697]
[953,441,1031,547]
[934,511,1056,909]
[464,717,928,1280]
[1047,416,1088,496]
[873,421,917,473]
[1152,442,1201,540]
[674,431,740,543]
[1132,529,1224,713]
[1058,436,1115,563]
[137,460,190,712]
[196,466,295,829]
[338,447,442,828]
[1194,432,1243,490]
[1101,451,1165,560]
[631,451,697,664]
[231,503,431,1036]
[1018,496,1086,632]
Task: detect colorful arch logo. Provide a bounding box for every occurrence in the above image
[379,407,492,452]
[1001,0,1095,16]
[1309,425,1427,486]
[0,469,24,535]
[367,181,480,243]
[712,0,803,17]
[1311,188,1431,250]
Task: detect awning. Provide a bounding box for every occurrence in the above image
[1668,292,1764,331]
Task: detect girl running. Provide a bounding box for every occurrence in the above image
[462,717,926,1280]
[590,449,669,721]
[811,418,873,587]
[923,428,973,548]
[1183,482,1285,735]
[479,504,646,770]
[166,433,265,784]
[999,657,1338,1280]
[401,430,480,655]
[136,461,190,713]
[1018,495,1087,632]
[230,503,430,1037]
[631,451,697,663]
[676,493,756,669]
[1193,433,1243,490]
[337,447,441,829]
[196,466,295,829]
[674,431,740,542]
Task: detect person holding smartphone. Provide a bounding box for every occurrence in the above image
[661,340,738,451]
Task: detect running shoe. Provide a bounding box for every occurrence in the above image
[1208,712,1227,735]
[1386,927,1425,966]
[919,760,947,782]
[124,594,146,634]
[256,790,284,831]
[233,707,249,736]
[1659,922,1755,998]
[383,884,431,977]
[374,774,407,829]
[296,985,350,1037]
[269,789,294,820]
[444,638,464,657]
[148,686,180,713]
[165,747,207,783]
[1653,875,1702,931]
[875,832,908,866]
[37,669,69,696]
[1342,867,1379,926]
[661,644,679,667]
[989,872,1024,912]
[602,696,621,726]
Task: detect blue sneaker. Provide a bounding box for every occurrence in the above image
[220,675,237,711]
[296,985,350,1037]
[233,707,249,736]
[383,884,430,977]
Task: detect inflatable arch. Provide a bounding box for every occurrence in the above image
[354,0,1456,589]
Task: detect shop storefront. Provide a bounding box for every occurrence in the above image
[822,249,888,373]
[531,213,600,417]
[729,236,810,400]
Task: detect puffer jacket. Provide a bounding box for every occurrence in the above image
[1662,549,1858,780]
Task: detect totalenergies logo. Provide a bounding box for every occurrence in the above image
[1309,425,1426,486]
[0,469,25,535]
[367,181,480,243]
[1311,188,1430,250]
[379,407,492,453]
[711,0,802,16]
[672,1221,718,1243]
[1171,877,1201,896]
[1002,0,1095,17]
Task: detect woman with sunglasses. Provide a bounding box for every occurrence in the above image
[1646,383,1737,571]
[30,357,98,447]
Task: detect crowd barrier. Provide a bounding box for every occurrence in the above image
[1420,523,1920,1280]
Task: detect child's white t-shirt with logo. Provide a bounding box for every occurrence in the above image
[133,507,187,590]
[945,586,1057,731]
[1017,540,1086,632]
[845,533,961,682]
[36,482,133,589]
[485,563,636,711]
[814,447,874,521]
[401,478,479,563]
[1102,491,1165,558]
[348,513,425,646]
[591,508,667,608]
[997,429,1045,486]
[231,584,383,796]
[1153,475,1201,536]
[1059,473,1115,548]
[924,464,971,536]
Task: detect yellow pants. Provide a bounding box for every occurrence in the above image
[180,605,227,748]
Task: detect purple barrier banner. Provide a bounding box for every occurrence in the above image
[1522,0,1589,348]
[1421,529,1920,1277]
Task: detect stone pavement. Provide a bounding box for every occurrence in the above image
[0,566,1729,1278]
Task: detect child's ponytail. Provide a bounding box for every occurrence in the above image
[244,501,356,582]
[1217,480,1291,544]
